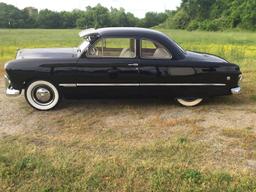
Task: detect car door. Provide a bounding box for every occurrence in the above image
[138,38,178,97]
[74,37,140,98]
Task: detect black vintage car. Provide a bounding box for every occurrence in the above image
[4,27,242,110]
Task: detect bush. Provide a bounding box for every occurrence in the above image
[199,20,220,31]
[187,20,200,31]
[171,8,191,29]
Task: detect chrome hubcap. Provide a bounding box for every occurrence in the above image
[35,88,51,102]
[31,85,54,106]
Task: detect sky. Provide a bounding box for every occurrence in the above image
[1,0,182,18]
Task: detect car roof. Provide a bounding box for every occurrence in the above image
[98,27,166,37]
[80,27,168,39]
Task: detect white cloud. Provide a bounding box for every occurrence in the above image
[1,0,181,18]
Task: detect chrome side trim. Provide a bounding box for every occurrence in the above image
[128,63,139,67]
[77,83,140,87]
[140,83,226,86]
[59,84,77,87]
[231,87,241,94]
[59,83,226,87]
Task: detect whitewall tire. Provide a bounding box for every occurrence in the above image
[176,98,203,107]
[25,80,60,111]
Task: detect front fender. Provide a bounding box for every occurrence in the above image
[4,60,52,90]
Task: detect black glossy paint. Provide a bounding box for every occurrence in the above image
[4,27,241,99]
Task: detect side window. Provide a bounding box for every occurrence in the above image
[87,38,136,58]
[141,39,172,59]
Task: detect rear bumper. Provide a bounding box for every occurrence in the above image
[4,75,21,96]
[231,87,241,94]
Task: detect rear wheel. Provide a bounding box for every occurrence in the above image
[176,98,203,107]
[25,80,60,111]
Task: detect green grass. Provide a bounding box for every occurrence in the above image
[1,135,256,191]
[1,29,256,191]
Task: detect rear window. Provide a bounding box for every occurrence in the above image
[140,39,172,59]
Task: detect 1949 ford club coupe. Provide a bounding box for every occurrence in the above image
[4,27,242,110]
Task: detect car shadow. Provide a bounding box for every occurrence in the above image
[56,95,249,111]
[58,98,175,109]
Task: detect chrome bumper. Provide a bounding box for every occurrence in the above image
[231,87,241,94]
[4,75,21,96]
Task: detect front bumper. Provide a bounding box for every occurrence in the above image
[4,75,21,96]
[231,87,241,94]
[231,74,242,95]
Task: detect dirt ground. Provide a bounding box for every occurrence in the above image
[1,76,256,173]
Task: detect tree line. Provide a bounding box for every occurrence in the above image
[161,0,256,31]
[0,1,255,31]
[0,2,168,29]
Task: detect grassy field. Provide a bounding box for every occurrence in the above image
[0,29,256,191]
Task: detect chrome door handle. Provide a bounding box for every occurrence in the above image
[128,63,139,67]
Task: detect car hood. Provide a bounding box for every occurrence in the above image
[16,48,78,59]
[185,51,228,63]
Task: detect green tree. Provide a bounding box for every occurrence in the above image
[87,4,110,28]
[109,8,128,27]
[162,0,256,31]
[238,0,256,30]
[37,9,62,28]
[0,3,28,28]
[142,12,168,28]
[126,12,141,27]
[75,8,95,28]
[60,11,76,28]
[1,1,255,31]
[76,4,110,28]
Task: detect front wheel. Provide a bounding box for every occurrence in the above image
[25,80,60,111]
[176,98,203,107]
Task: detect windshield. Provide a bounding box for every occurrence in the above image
[78,39,90,55]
